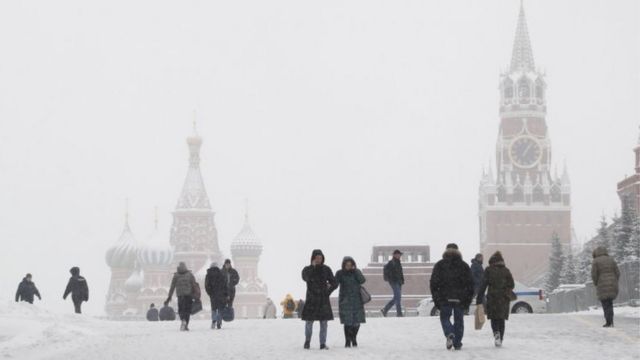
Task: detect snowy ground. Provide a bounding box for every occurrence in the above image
[1,302,638,360]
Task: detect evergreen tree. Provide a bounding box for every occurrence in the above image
[575,246,592,284]
[545,232,564,292]
[613,202,634,263]
[630,214,640,261]
[560,250,577,284]
[596,216,611,253]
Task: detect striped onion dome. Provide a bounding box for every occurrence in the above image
[106,217,139,269]
[137,220,174,267]
[230,208,262,256]
[124,268,144,293]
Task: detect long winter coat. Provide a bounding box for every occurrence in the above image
[223,267,240,298]
[477,252,514,320]
[167,263,196,298]
[591,246,620,301]
[429,249,474,308]
[301,249,338,321]
[205,266,229,310]
[63,267,89,302]
[15,278,41,303]
[335,257,366,325]
[383,258,404,285]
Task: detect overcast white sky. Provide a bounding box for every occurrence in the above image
[0,0,638,315]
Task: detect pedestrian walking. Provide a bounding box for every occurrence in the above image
[205,262,229,330]
[63,267,89,314]
[335,256,366,348]
[430,243,474,351]
[381,249,404,317]
[146,303,159,321]
[476,251,514,347]
[301,249,338,350]
[15,273,41,304]
[222,259,240,307]
[591,246,620,328]
[470,253,484,298]
[165,262,197,331]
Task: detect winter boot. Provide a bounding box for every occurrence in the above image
[320,344,329,350]
[494,332,502,347]
[211,321,216,330]
[303,340,310,350]
[446,334,455,350]
[344,326,351,348]
[380,308,388,317]
[352,326,359,347]
[216,321,222,330]
[180,320,187,331]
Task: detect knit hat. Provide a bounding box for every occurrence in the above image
[446,243,459,250]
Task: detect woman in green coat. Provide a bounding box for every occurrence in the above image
[477,251,514,347]
[335,256,366,348]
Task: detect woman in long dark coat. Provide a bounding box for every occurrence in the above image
[476,251,514,347]
[335,256,366,348]
[301,249,338,350]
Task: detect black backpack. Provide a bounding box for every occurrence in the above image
[383,262,391,282]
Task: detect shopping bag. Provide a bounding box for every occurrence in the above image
[191,298,203,315]
[474,304,486,330]
[222,305,235,322]
[360,286,372,304]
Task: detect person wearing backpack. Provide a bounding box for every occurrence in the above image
[381,249,404,317]
[335,256,366,348]
[281,294,296,319]
[165,262,197,331]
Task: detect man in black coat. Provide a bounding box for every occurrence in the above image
[15,273,41,304]
[222,259,240,307]
[470,253,484,298]
[430,243,474,351]
[381,249,405,317]
[146,303,159,321]
[63,267,89,314]
[205,262,229,330]
[301,249,338,350]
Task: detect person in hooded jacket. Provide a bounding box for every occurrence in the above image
[205,262,229,330]
[429,243,474,351]
[476,251,514,347]
[263,298,277,319]
[63,267,89,314]
[335,256,366,348]
[470,253,484,298]
[146,303,159,321]
[15,273,41,304]
[222,259,240,307]
[281,294,296,319]
[591,246,620,328]
[165,262,197,331]
[301,249,338,350]
[159,303,176,321]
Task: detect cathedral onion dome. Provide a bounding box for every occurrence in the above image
[137,211,174,267]
[124,268,144,293]
[105,211,139,269]
[230,206,262,257]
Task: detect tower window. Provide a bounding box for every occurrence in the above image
[518,78,530,102]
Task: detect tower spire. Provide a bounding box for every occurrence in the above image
[510,0,535,72]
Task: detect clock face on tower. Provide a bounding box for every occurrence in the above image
[509,136,542,168]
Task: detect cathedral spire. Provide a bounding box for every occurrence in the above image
[176,122,211,210]
[510,1,535,72]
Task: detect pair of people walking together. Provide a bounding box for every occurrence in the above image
[301,249,367,350]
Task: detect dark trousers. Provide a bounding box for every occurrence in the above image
[228,288,236,307]
[490,319,506,340]
[601,298,614,325]
[178,295,193,323]
[382,283,402,316]
[72,296,83,314]
[439,303,464,348]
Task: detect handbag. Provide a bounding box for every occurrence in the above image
[360,286,372,304]
[474,304,486,330]
[191,298,203,315]
[222,305,235,322]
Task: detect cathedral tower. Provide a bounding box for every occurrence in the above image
[170,125,223,273]
[478,2,571,286]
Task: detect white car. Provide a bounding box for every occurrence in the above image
[417,281,546,316]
